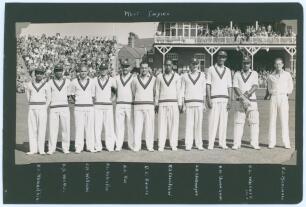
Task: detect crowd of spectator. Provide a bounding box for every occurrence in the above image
[17,35,117,74]
[17,34,117,92]
[198,24,296,42]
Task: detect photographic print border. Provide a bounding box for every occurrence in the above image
[3,2,303,204]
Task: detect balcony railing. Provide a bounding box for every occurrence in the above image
[154,36,296,45]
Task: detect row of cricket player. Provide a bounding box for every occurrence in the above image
[25,50,294,155]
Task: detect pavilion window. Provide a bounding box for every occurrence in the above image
[171,29,176,37]
[184,28,189,37]
[177,23,183,36]
[165,23,171,36]
[170,23,177,37]
[160,23,165,35]
[166,53,179,62]
[183,22,191,38]
[191,28,196,37]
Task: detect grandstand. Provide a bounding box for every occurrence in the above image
[148,20,297,75]
[16,34,118,92]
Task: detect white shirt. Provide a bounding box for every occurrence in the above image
[69,77,94,106]
[181,70,206,107]
[206,64,232,102]
[114,73,134,108]
[25,79,50,109]
[155,72,182,106]
[131,74,156,110]
[48,78,71,107]
[93,75,116,109]
[267,70,293,95]
[233,70,258,101]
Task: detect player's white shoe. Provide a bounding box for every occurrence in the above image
[158,148,164,152]
[171,147,177,151]
[220,145,228,149]
[26,151,37,155]
[252,145,261,150]
[47,151,54,155]
[197,147,204,151]
[232,145,240,150]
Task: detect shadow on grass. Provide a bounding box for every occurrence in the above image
[16,138,271,154]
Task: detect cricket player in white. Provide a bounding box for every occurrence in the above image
[25,68,50,155]
[232,56,260,150]
[155,59,182,151]
[131,62,156,152]
[70,65,96,153]
[206,50,233,150]
[181,58,206,151]
[93,63,117,152]
[267,58,294,149]
[114,59,134,151]
[47,65,71,154]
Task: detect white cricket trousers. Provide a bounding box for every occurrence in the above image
[185,106,203,149]
[233,102,259,147]
[94,107,116,151]
[268,95,290,147]
[208,102,228,148]
[115,105,134,150]
[158,105,179,150]
[133,107,155,151]
[48,107,70,153]
[74,107,95,152]
[28,107,47,153]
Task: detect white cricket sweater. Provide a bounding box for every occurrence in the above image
[93,75,116,109]
[131,74,156,110]
[70,77,94,107]
[25,79,50,109]
[233,70,258,101]
[114,73,134,108]
[48,78,71,108]
[155,72,182,106]
[206,64,232,103]
[181,70,206,107]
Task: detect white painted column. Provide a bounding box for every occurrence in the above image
[251,55,254,70]
[290,55,294,72]
[162,53,165,73]
[155,46,173,72]
[211,55,214,66]
[203,46,220,66]
[243,46,261,71]
[283,46,296,72]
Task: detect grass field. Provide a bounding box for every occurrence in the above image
[15,89,296,165]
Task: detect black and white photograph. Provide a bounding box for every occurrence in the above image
[3,2,303,204]
[15,20,297,164]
